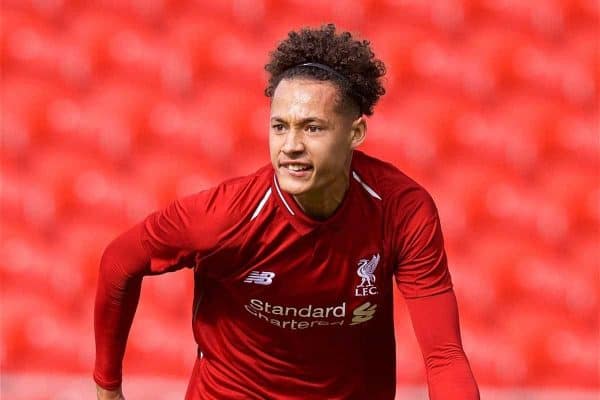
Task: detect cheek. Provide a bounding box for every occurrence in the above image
[312,139,350,171]
[268,134,280,157]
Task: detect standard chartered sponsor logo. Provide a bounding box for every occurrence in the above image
[350,302,377,325]
[244,299,345,330]
[244,298,377,330]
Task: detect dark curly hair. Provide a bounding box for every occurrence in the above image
[264,24,386,116]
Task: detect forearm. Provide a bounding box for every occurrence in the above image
[94,270,142,389]
[94,223,150,390]
[424,343,479,400]
[405,289,479,400]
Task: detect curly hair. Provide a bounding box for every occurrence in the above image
[264,24,386,116]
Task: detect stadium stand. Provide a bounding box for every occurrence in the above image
[1,0,598,398]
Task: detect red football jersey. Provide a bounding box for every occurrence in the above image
[136,150,452,399]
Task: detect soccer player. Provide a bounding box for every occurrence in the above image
[94,24,479,399]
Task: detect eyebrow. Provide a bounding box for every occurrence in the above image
[270,116,328,125]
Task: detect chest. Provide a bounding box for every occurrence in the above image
[192,189,396,329]
[214,216,394,327]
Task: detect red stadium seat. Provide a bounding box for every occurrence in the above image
[103,25,167,86]
[2,1,598,390]
[65,8,133,73]
[428,160,503,229]
[501,304,598,386]
[514,253,598,318]
[124,308,195,376]
[182,0,285,27]
[0,169,26,227]
[0,162,59,230]
[381,0,478,33]
[44,79,155,161]
[476,0,569,36]
[458,321,529,385]
[482,179,572,244]
[91,0,179,22]
[2,289,93,372]
[365,88,466,177]
[1,74,73,154]
[56,217,126,286]
[452,93,564,175]
[164,12,225,81]
[0,226,86,313]
[0,106,34,160]
[66,168,157,225]
[259,0,374,32]
[551,112,599,167]
[145,83,267,169]
[67,8,189,91]
[129,149,222,206]
[2,11,96,88]
[362,25,434,94]
[512,41,597,106]
[537,161,599,235]
[446,252,501,322]
[25,145,110,219]
[142,270,195,324]
[1,0,78,19]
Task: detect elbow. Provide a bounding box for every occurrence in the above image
[98,243,131,296]
[99,240,129,280]
[98,235,146,293]
[99,224,150,282]
[424,343,468,371]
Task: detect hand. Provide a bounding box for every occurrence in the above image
[96,384,125,400]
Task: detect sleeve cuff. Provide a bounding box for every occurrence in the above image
[93,371,122,391]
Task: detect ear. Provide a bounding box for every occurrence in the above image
[350,116,367,149]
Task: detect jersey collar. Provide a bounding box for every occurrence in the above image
[271,171,356,235]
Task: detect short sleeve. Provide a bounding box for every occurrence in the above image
[141,184,241,274]
[392,189,453,298]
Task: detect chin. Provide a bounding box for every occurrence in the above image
[277,174,312,196]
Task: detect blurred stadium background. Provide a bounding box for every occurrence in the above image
[0,0,598,399]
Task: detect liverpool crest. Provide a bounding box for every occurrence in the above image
[355,253,380,296]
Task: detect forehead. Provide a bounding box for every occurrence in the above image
[270,79,341,118]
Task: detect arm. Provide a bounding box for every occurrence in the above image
[94,186,245,395]
[94,222,149,392]
[391,188,479,399]
[94,195,201,392]
[405,289,479,400]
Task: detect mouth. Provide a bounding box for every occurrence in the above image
[279,162,314,178]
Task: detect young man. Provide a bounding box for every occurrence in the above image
[95,24,479,399]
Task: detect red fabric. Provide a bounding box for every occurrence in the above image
[94,151,478,398]
[93,222,149,390]
[391,187,452,298]
[406,289,480,399]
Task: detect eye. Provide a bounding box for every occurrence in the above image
[306,125,323,133]
[271,124,286,133]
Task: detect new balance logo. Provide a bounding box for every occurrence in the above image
[244,271,276,285]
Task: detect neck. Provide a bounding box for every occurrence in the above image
[293,173,350,220]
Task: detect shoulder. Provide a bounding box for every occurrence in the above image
[352,150,437,217]
[170,164,273,231]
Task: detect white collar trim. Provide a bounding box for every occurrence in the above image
[352,171,382,200]
[273,174,295,216]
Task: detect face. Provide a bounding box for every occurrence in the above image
[269,78,365,202]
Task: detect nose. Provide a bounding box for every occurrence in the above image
[281,129,305,154]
